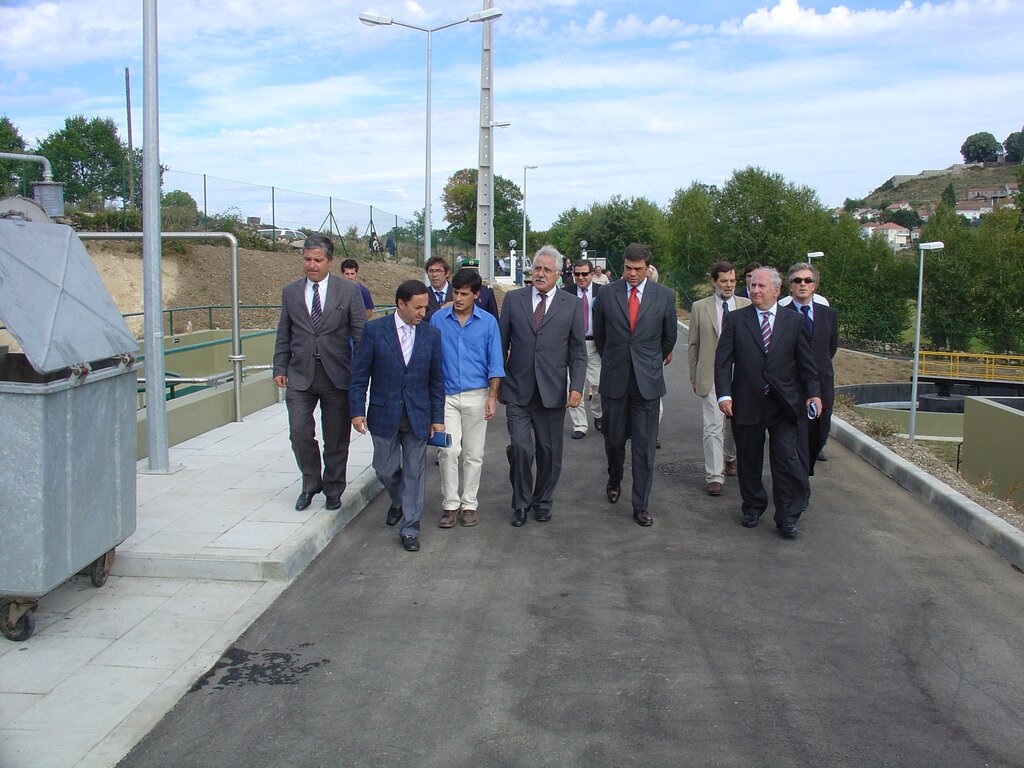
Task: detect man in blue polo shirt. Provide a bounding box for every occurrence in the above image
[430,268,505,528]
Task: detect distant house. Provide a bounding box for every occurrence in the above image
[956,199,994,220]
[886,201,913,212]
[867,222,912,250]
[853,207,883,221]
[917,208,931,222]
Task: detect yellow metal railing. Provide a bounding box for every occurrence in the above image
[919,351,1024,383]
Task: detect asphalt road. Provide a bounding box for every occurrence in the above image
[120,337,1024,768]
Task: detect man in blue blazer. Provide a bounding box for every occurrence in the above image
[715,267,821,539]
[350,280,445,552]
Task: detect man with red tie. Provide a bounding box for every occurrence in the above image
[563,258,603,439]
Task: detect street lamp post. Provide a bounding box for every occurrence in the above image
[359,8,502,266]
[908,240,944,441]
[521,164,537,285]
[807,251,824,261]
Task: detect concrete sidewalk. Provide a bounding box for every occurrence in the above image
[0,403,380,768]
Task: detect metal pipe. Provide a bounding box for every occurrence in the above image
[78,231,243,424]
[0,152,54,182]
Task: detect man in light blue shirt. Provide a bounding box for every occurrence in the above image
[431,268,505,528]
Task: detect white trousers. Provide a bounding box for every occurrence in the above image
[440,388,490,511]
[569,339,603,432]
[701,386,736,484]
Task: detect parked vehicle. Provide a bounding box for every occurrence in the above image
[256,228,306,244]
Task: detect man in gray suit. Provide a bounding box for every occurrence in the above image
[594,243,678,527]
[499,245,588,527]
[273,234,366,511]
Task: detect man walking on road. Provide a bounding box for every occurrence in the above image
[499,246,587,527]
[274,234,365,512]
[594,243,678,527]
[688,261,750,497]
[563,258,603,439]
[350,280,445,552]
[431,268,505,529]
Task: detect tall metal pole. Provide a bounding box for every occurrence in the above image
[424,28,433,265]
[475,0,496,279]
[908,241,944,441]
[124,67,135,209]
[521,164,536,285]
[142,0,170,471]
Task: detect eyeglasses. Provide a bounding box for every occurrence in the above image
[790,277,816,284]
[573,271,591,277]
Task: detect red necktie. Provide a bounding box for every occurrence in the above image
[628,287,640,332]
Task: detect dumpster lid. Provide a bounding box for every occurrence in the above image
[0,218,137,373]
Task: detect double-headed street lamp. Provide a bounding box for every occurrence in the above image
[359,8,502,265]
[908,240,945,441]
[520,164,537,285]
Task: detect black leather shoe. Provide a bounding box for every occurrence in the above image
[325,495,342,511]
[386,505,403,526]
[741,512,760,528]
[511,509,527,527]
[534,508,551,522]
[594,418,603,433]
[606,484,621,504]
[572,430,585,440]
[817,450,828,462]
[779,522,798,539]
[401,535,420,552]
[295,487,323,511]
[633,508,653,526]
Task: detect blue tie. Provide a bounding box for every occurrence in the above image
[800,304,813,334]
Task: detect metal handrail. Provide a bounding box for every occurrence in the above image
[918,350,1024,383]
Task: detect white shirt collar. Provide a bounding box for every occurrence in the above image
[393,312,415,335]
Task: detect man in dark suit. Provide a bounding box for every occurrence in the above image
[594,243,678,527]
[274,234,365,512]
[350,280,445,552]
[424,256,453,322]
[563,258,603,438]
[715,267,822,539]
[784,261,838,481]
[499,245,587,527]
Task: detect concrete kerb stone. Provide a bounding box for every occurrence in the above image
[831,416,1024,572]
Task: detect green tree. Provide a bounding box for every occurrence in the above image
[441,168,523,252]
[543,206,589,259]
[493,175,524,252]
[161,189,199,230]
[843,197,866,212]
[1004,126,1024,164]
[960,131,1002,163]
[941,182,957,207]
[972,207,1024,352]
[579,195,668,273]
[665,182,717,296]
[36,115,132,207]
[0,116,29,196]
[919,206,976,350]
[885,208,922,230]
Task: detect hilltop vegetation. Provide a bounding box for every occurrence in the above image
[863,164,1022,210]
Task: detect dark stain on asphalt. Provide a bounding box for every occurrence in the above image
[189,642,330,693]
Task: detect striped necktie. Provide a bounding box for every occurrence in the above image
[760,311,772,352]
[310,282,322,330]
[533,292,546,332]
[400,324,414,365]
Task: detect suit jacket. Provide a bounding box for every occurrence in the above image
[348,316,445,440]
[594,279,678,401]
[785,302,838,411]
[562,282,601,337]
[424,282,453,323]
[714,304,820,426]
[273,276,365,391]
[476,285,499,319]
[688,294,751,397]
[499,286,587,408]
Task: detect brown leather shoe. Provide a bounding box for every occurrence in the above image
[633,508,653,527]
[439,509,458,528]
[724,459,738,477]
[707,481,723,497]
[460,509,478,527]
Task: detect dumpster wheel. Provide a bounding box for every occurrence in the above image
[89,549,115,588]
[1,599,36,642]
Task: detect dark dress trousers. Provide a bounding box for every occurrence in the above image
[594,279,678,512]
[714,304,820,527]
[273,276,366,497]
[348,316,445,537]
[787,302,838,477]
[499,287,587,515]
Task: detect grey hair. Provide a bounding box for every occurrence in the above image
[786,261,820,285]
[753,266,782,291]
[533,245,564,272]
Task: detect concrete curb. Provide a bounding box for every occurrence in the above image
[830,416,1024,571]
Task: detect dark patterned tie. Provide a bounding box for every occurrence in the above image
[760,311,772,351]
[801,304,813,335]
[435,290,444,305]
[311,282,322,330]
[534,292,546,332]
[582,291,590,335]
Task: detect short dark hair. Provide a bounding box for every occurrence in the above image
[743,261,762,277]
[303,233,334,259]
[710,260,735,281]
[425,255,450,274]
[340,258,359,272]
[451,267,482,293]
[622,243,652,266]
[574,259,594,273]
[396,279,429,304]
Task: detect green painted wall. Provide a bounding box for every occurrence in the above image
[961,397,1024,504]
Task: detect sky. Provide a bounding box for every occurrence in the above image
[1,0,1022,235]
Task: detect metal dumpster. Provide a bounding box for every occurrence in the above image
[0,216,139,641]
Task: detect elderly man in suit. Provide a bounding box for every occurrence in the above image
[563,258,603,439]
[688,261,751,497]
[499,245,587,527]
[715,267,822,539]
[350,280,445,552]
[594,243,678,527]
[784,261,838,482]
[274,233,365,512]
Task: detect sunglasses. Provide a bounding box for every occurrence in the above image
[574,271,591,277]
[790,277,816,284]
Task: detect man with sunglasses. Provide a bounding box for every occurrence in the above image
[562,259,604,438]
[784,262,838,483]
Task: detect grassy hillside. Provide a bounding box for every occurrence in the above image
[862,163,1021,209]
